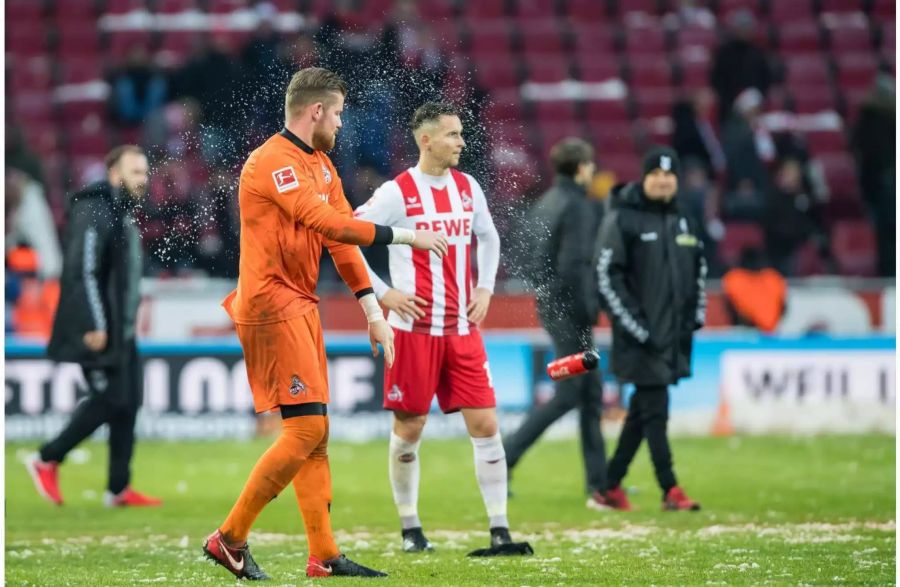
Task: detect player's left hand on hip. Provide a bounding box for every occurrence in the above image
[466,288,492,324]
[368,319,395,368]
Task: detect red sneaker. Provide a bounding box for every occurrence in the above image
[104,487,163,507]
[24,454,63,505]
[603,486,633,511]
[663,486,701,511]
[202,529,270,581]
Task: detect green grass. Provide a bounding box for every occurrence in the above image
[6,435,896,586]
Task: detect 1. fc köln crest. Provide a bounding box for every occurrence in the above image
[272,166,299,193]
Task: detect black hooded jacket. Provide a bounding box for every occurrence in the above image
[47,180,143,367]
[594,182,707,386]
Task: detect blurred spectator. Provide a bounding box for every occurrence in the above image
[664,0,716,29]
[678,157,720,274]
[721,88,773,220]
[710,10,772,123]
[672,88,726,179]
[5,169,63,280]
[852,74,896,277]
[109,45,168,127]
[722,247,787,333]
[762,157,826,276]
[6,126,46,188]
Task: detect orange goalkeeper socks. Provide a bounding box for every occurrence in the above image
[292,447,339,560]
[220,415,327,545]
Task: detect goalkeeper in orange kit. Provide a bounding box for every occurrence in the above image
[201,67,448,580]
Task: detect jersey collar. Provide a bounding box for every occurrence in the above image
[279,127,314,155]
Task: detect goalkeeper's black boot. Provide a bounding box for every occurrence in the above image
[467,527,534,557]
[306,554,388,578]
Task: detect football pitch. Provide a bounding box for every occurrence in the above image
[6,435,895,586]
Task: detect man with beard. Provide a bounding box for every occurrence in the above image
[26,145,162,508]
[202,67,447,581]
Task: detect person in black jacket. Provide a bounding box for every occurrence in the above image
[24,145,162,508]
[505,138,610,508]
[594,147,705,512]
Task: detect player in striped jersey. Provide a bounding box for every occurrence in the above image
[354,102,532,557]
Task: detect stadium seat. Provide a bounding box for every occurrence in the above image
[803,129,848,155]
[871,0,896,19]
[462,0,508,19]
[632,88,676,118]
[616,0,659,17]
[674,25,720,53]
[6,0,45,21]
[418,0,455,20]
[160,31,204,62]
[585,98,630,122]
[783,55,831,85]
[841,87,871,123]
[57,25,103,58]
[588,121,637,154]
[818,152,860,202]
[789,85,839,113]
[58,58,105,85]
[54,0,98,19]
[431,20,464,52]
[718,0,762,17]
[601,153,642,180]
[819,0,867,14]
[824,15,875,52]
[471,57,523,89]
[524,55,571,82]
[565,0,608,22]
[570,22,617,54]
[718,223,765,268]
[537,120,584,157]
[676,48,713,87]
[623,18,667,55]
[793,241,827,276]
[518,20,566,56]
[157,0,202,12]
[627,58,674,88]
[768,0,814,22]
[533,99,579,123]
[484,90,525,122]
[466,21,514,55]
[9,56,54,92]
[514,0,558,19]
[574,53,622,82]
[207,0,248,13]
[11,92,54,125]
[831,220,877,276]
[835,52,879,89]
[777,21,823,53]
[7,25,50,56]
[108,31,153,59]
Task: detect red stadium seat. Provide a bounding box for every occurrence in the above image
[623,18,667,55]
[6,0,45,21]
[872,0,896,19]
[675,26,720,52]
[783,55,831,85]
[419,0,455,20]
[57,25,102,58]
[768,0,814,22]
[825,15,875,52]
[601,153,642,180]
[633,88,676,118]
[841,87,870,123]
[588,121,637,153]
[462,0,508,19]
[431,20,464,52]
[677,48,713,87]
[718,0,763,17]
[617,0,659,16]
[467,21,514,55]
[524,55,571,82]
[565,0,608,22]
[831,220,877,276]
[835,52,879,89]
[54,0,98,19]
[514,0,558,19]
[575,53,622,82]
[484,90,525,121]
[719,223,765,267]
[7,25,50,56]
[105,0,149,13]
[819,0,867,14]
[570,22,617,54]
[585,98,630,122]
[533,100,579,123]
[518,20,566,56]
[628,58,674,88]
[108,31,153,59]
[207,0,248,13]
[803,129,848,155]
[66,125,111,158]
[819,152,860,201]
[9,56,54,92]
[157,0,201,12]
[778,21,823,53]
[160,31,205,62]
[471,56,523,89]
[59,58,105,85]
[11,92,54,125]
[789,84,839,113]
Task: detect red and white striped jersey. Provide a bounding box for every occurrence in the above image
[353,166,500,336]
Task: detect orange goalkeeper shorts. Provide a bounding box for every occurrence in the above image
[234,308,330,413]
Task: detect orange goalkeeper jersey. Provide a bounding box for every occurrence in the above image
[226,128,378,325]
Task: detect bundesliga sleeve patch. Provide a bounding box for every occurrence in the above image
[272,166,300,193]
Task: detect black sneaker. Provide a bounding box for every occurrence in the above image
[467,527,534,557]
[202,530,270,581]
[402,527,434,553]
[306,553,388,578]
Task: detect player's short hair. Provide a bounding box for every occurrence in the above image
[104,145,145,170]
[549,137,594,177]
[284,67,348,119]
[410,101,460,132]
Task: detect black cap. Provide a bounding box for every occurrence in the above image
[642,146,680,178]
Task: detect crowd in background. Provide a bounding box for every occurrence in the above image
[5,0,896,336]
